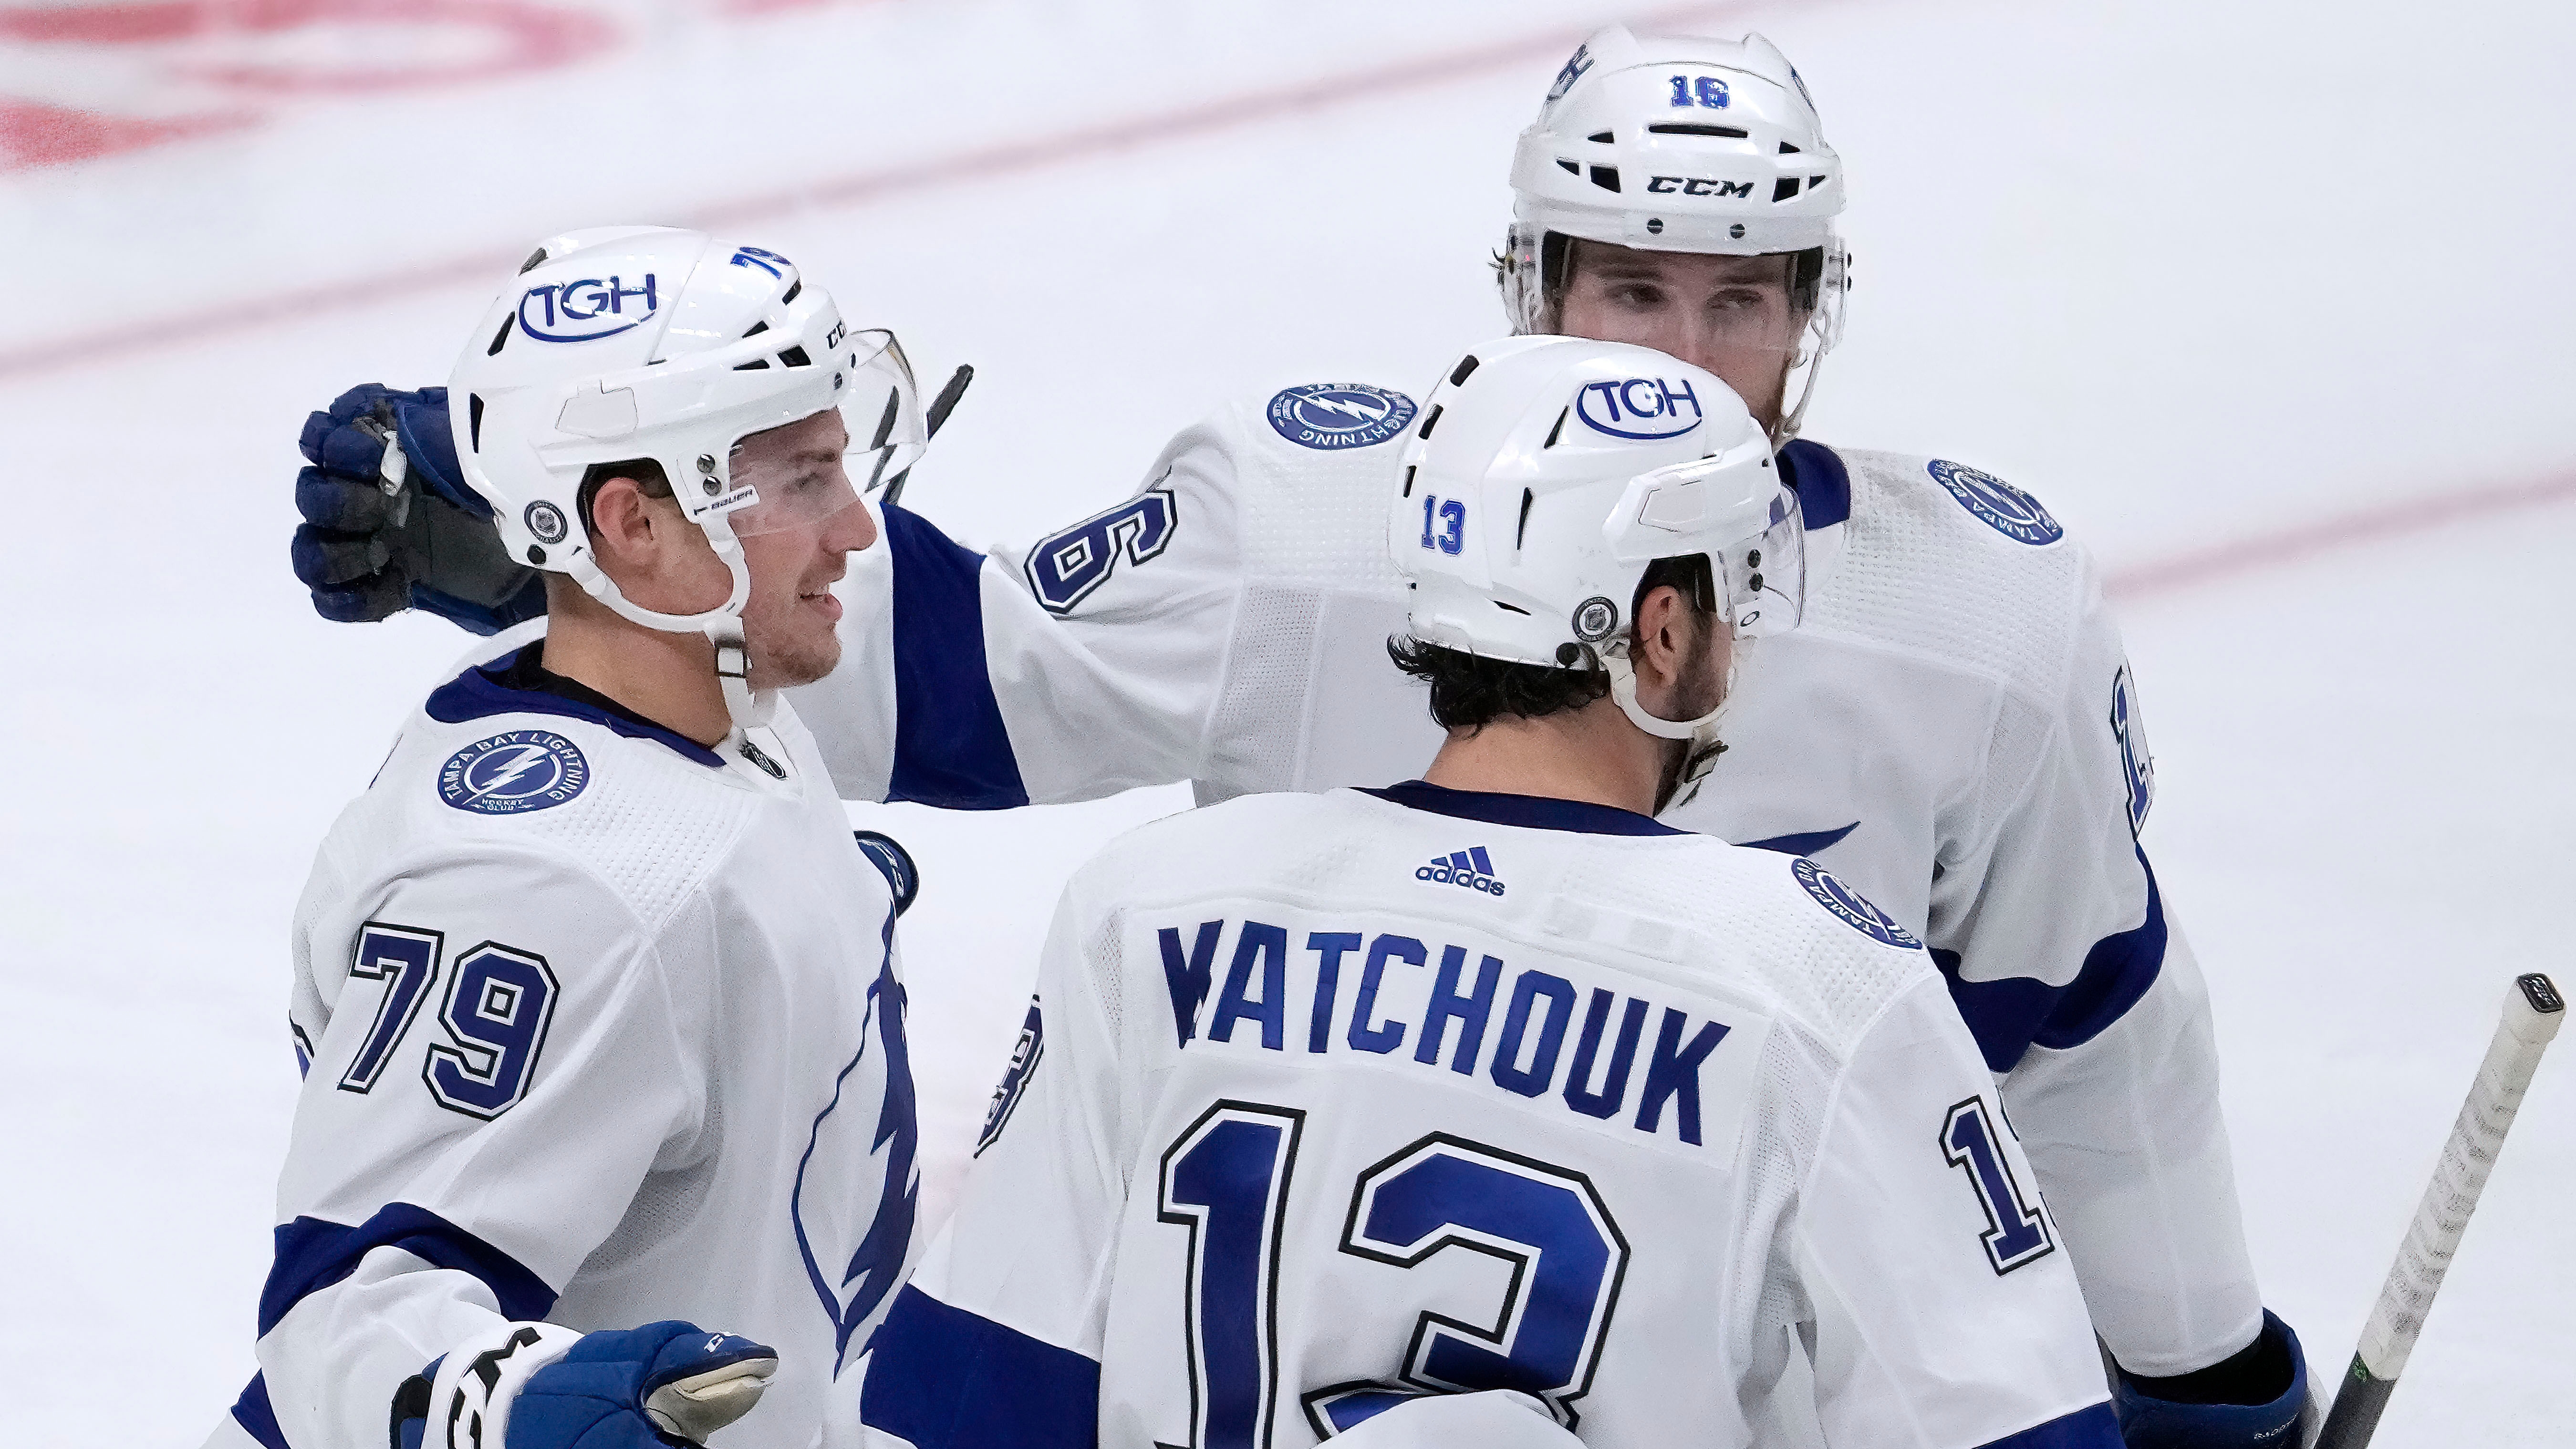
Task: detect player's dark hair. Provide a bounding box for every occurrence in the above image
[575,457,675,533]
[1389,556,1715,731]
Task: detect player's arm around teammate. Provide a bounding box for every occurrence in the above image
[221,230,928,1449]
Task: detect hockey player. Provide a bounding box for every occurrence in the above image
[218,228,932,1449]
[857,339,2122,1449]
[279,29,2307,1448]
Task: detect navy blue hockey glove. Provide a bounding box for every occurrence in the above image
[2112,1310,2312,1449]
[292,383,548,634]
[391,1320,776,1449]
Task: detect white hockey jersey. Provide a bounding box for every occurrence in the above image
[856,784,2120,1449]
[220,642,922,1449]
[793,380,2263,1376]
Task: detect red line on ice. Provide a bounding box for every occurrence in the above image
[0,0,1746,382]
[13,0,2566,598]
[2105,471,2576,601]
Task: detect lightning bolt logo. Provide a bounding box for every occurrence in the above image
[464,744,556,803]
[1298,393,1388,426]
[438,732,591,816]
[1266,383,1417,452]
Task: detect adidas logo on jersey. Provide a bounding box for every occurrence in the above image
[1416,846,1506,896]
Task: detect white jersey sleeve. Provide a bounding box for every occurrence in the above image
[1685,447,2266,1378]
[789,383,1435,808]
[1937,568,2259,1375]
[1797,974,2114,1446]
[258,848,696,1449]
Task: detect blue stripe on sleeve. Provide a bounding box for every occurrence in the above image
[1975,1401,2123,1448]
[1934,847,2168,1073]
[257,1202,557,1337]
[229,1372,289,1449]
[860,1285,1100,1449]
[881,504,1030,810]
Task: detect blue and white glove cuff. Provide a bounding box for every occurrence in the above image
[422,1321,584,1449]
[2113,1309,2310,1449]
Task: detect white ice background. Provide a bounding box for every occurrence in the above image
[2,0,2571,1442]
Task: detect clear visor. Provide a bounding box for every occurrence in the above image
[1714,481,1804,637]
[845,330,926,491]
[1622,451,1805,638]
[1689,279,1811,358]
[724,330,920,538]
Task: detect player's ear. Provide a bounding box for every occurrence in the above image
[1630,583,1695,684]
[584,475,666,574]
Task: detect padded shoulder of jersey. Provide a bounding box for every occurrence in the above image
[333,698,767,938]
[1554,830,1937,1054]
[1807,447,2107,701]
[1171,377,1421,584]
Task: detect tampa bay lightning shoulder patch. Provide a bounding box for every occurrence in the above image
[1266,383,1417,450]
[1927,459,2064,546]
[438,731,589,814]
[1792,857,1922,950]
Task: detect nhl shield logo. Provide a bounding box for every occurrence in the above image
[438,731,589,815]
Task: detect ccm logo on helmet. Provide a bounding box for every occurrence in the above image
[1576,376,1703,441]
[1647,176,1755,198]
[518,274,658,343]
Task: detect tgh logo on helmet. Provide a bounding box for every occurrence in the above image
[517,274,659,343]
[1575,376,1703,441]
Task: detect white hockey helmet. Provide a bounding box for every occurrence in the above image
[1501,27,1851,438]
[1392,336,1801,757]
[449,225,924,727]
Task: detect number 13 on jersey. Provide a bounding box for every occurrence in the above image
[1156,1101,1627,1447]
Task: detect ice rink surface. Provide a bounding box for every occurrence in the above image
[3,0,2571,1441]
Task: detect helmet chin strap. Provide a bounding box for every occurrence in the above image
[708,620,776,734]
[1773,342,1828,445]
[573,536,776,737]
[1600,643,1727,799]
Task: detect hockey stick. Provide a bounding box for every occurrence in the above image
[2314,972,2564,1449]
[880,363,976,509]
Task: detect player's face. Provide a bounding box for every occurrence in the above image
[734,409,877,691]
[1556,242,1802,429]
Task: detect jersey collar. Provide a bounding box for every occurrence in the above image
[425,647,727,769]
[1359,780,1685,837]
[1777,438,1850,529]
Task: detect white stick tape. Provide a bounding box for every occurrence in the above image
[2352,973,2563,1379]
